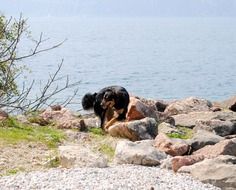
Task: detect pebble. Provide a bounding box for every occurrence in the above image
[0,165,220,190]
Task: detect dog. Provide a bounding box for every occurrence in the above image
[82,86,129,130]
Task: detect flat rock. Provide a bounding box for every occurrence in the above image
[59,145,108,168]
[164,97,212,116]
[185,155,236,190]
[158,122,180,134]
[193,138,236,156]
[114,140,167,166]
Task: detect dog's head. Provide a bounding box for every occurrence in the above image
[82,93,97,110]
[101,91,115,109]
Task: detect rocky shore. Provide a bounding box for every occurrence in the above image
[0,95,236,190]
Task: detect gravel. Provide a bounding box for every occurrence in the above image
[0,165,220,190]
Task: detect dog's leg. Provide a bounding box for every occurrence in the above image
[104,117,118,131]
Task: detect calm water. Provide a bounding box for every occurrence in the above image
[20,17,236,110]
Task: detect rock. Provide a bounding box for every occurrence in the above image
[194,119,236,137]
[154,133,189,156]
[108,117,158,141]
[164,97,212,116]
[173,111,236,128]
[160,156,173,170]
[221,96,236,112]
[40,107,81,129]
[127,97,158,121]
[82,117,100,128]
[193,138,236,156]
[135,96,169,112]
[158,122,180,134]
[114,140,167,166]
[59,145,108,168]
[185,155,236,190]
[187,130,224,152]
[0,110,8,121]
[171,154,206,172]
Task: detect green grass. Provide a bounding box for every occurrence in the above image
[0,117,65,148]
[98,144,115,161]
[167,126,193,139]
[88,127,105,136]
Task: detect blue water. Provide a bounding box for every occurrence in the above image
[19,17,236,109]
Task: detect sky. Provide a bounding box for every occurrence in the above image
[1,0,236,17]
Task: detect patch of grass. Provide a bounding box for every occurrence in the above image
[167,126,193,139]
[0,117,65,148]
[4,168,25,176]
[88,127,105,136]
[47,156,60,168]
[98,144,115,161]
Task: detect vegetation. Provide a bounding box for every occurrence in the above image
[98,143,115,161]
[167,126,193,139]
[0,117,65,148]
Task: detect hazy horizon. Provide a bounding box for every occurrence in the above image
[1,0,236,18]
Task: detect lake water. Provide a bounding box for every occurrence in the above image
[20,17,236,110]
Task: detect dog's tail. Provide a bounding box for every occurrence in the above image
[82,93,96,110]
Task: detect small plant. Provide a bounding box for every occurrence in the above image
[98,144,115,161]
[167,126,193,139]
[88,127,105,136]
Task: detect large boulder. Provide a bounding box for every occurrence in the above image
[193,138,236,156]
[187,130,224,152]
[114,140,167,166]
[59,145,108,168]
[164,97,212,116]
[126,97,158,121]
[194,119,236,137]
[154,133,189,156]
[173,111,236,128]
[108,117,158,141]
[40,107,81,129]
[183,155,236,190]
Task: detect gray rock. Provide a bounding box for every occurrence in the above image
[108,117,158,141]
[164,97,212,116]
[173,111,236,129]
[158,122,180,134]
[220,96,236,112]
[83,117,100,128]
[194,119,236,137]
[114,140,167,166]
[187,130,224,151]
[59,145,108,168]
[186,155,236,190]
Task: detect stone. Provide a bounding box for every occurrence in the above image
[160,156,173,170]
[127,97,158,121]
[0,110,8,121]
[40,107,81,129]
[194,119,236,137]
[59,145,108,168]
[158,122,180,134]
[173,111,236,128]
[187,130,224,152]
[154,133,189,156]
[108,117,158,141]
[193,138,236,156]
[164,97,212,116]
[171,154,206,172]
[82,117,100,128]
[186,155,236,190]
[114,140,167,166]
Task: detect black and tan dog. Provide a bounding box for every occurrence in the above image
[82,86,129,130]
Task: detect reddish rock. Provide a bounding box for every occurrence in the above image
[154,133,189,156]
[193,138,236,156]
[171,154,206,172]
[40,107,81,129]
[126,97,158,121]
